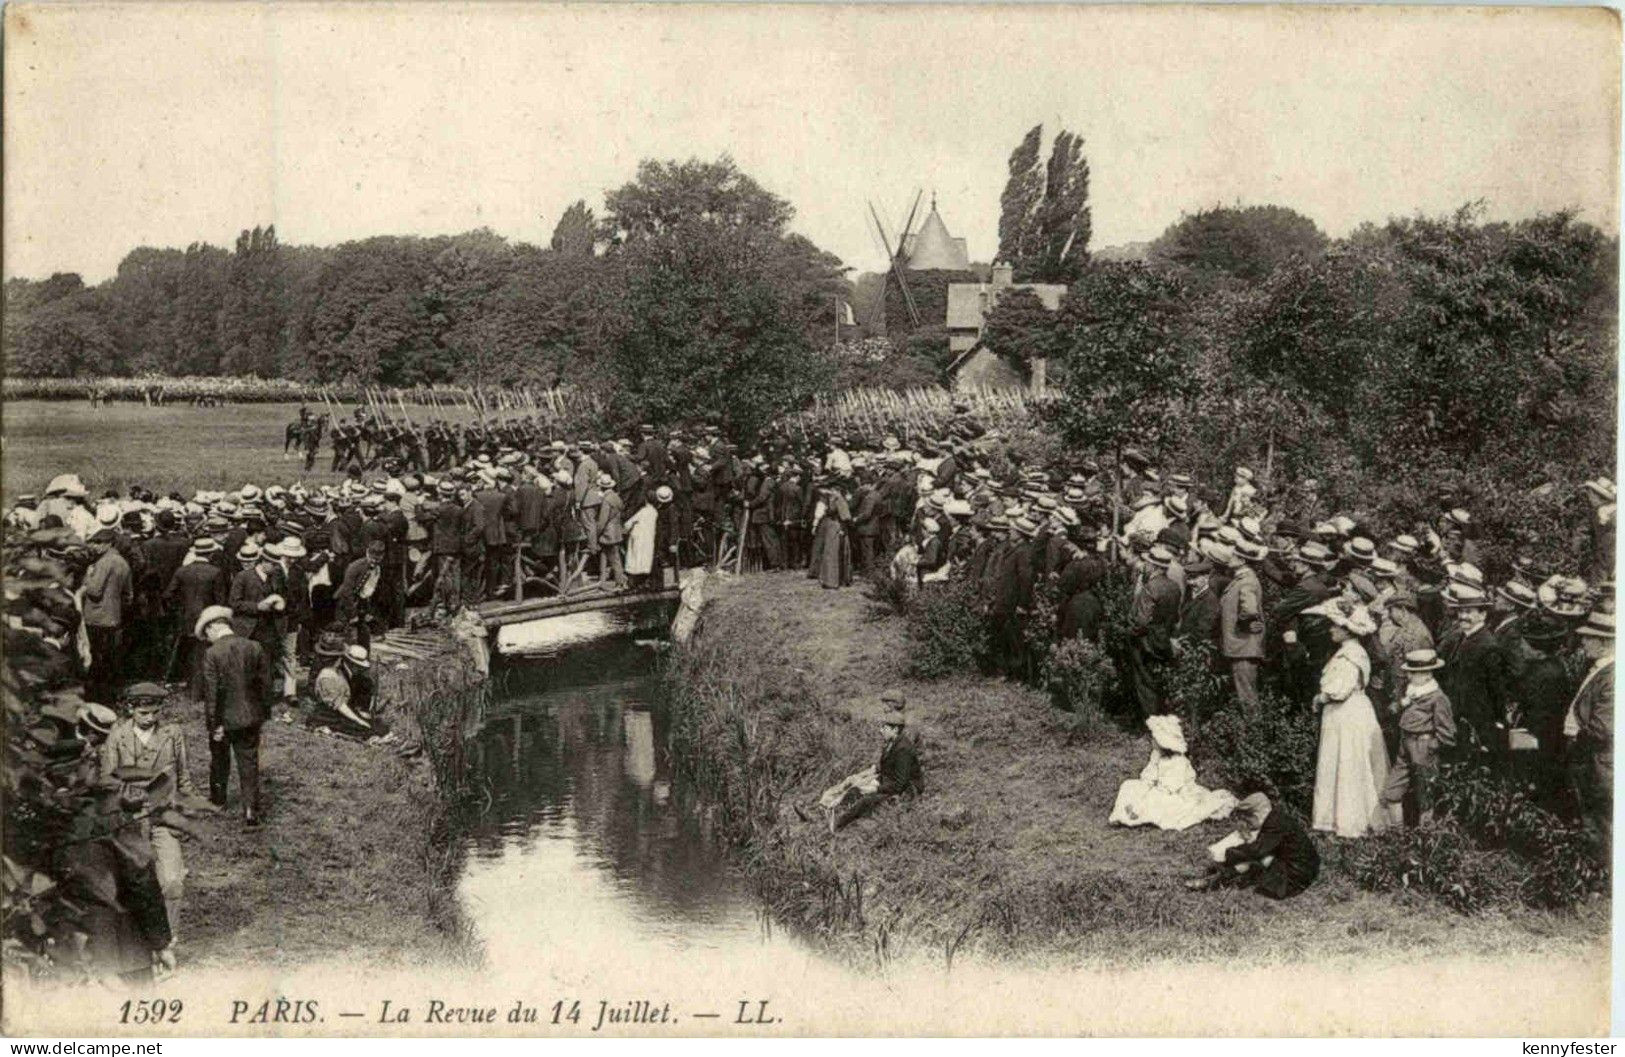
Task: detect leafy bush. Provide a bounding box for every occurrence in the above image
[1343,761,1608,913]
[863,567,914,620]
[1046,638,1117,738]
[1429,761,1610,909]
[1188,685,1319,817]
[1163,639,1230,726]
[1344,819,1522,914]
[905,578,988,679]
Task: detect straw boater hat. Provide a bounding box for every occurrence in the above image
[194,604,234,640]
[1442,583,1490,610]
[654,485,674,504]
[1234,791,1271,829]
[346,644,371,668]
[1400,648,1445,672]
[1576,610,1614,639]
[1144,543,1177,570]
[1496,582,1538,611]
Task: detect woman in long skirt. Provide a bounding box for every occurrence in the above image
[808,484,852,589]
[1307,600,1390,838]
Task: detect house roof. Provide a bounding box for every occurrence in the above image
[903,206,970,271]
[945,281,1068,330]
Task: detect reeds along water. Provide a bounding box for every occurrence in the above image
[655,625,881,956]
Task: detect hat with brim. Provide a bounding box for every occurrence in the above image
[1442,584,1490,610]
[1576,610,1614,639]
[1400,648,1445,672]
[1389,535,1420,556]
[1234,791,1271,829]
[77,703,118,736]
[1235,539,1269,563]
[1520,616,1572,647]
[346,644,371,668]
[195,604,234,640]
[1144,544,1177,569]
[1146,714,1188,754]
[1497,583,1538,610]
[315,631,348,657]
[1344,537,1377,564]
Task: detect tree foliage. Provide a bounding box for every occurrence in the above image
[996,124,1046,272]
[980,287,1055,368]
[995,125,1092,282]
[1045,262,1198,466]
[1148,204,1327,290]
[549,200,597,257]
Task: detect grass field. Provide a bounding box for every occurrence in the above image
[2,400,360,500]
[672,572,1610,970]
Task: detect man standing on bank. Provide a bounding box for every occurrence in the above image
[196,604,272,828]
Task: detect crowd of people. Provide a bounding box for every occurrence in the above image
[4,406,1615,977]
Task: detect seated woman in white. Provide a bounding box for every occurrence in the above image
[1110,715,1236,831]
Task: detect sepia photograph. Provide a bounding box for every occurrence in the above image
[1,1,1619,1039]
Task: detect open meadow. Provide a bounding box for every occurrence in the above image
[5,399,393,498]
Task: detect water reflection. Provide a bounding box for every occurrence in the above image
[456,636,775,973]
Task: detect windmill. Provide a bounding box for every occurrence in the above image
[866,190,925,330]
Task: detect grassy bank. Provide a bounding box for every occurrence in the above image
[166,686,474,973]
[662,571,1609,969]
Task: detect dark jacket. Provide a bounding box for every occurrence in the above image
[459,497,487,553]
[1059,589,1104,642]
[513,483,547,534]
[227,566,278,642]
[167,560,226,632]
[1442,625,1511,751]
[1179,583,1222,644]
[201,632,271,731]
[1224,807,1319,895]
[1132,573,1182,658]
[477,489,512,547]
[877,734,924,796]
[429,500,461,556]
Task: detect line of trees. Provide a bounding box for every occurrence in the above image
[3,157,849,437]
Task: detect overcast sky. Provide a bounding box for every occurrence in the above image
[5,3,1618,283]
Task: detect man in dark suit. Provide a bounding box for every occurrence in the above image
[197,605,272,826]
[1128,544,1182,716]
[472,477,513,602]
[227,543,282,652]
[458,482,487,603]
[138,511,190,678]
[850,472,882,576]
[634,425,668,481]
[512,470,547,596]
[166,538,227,692]
[1439,584,1511,765]
[1177,556,1221,645]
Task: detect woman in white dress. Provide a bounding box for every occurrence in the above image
[1306,599,1390,839]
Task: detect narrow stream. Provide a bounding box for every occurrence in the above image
[453,625,809,978]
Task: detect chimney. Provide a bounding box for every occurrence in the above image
[991,262,1014,290]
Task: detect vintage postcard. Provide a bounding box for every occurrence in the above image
[2,1,1617,1039]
